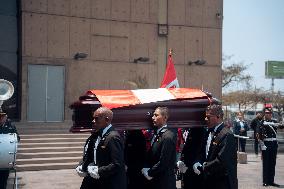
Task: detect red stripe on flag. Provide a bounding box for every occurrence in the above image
[160,52,179,88]
[87,90,140,109]
[168,88,207,99]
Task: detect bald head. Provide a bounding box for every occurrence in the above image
[96,107,113,122]
[92,107,113,130]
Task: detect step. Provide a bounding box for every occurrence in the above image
[18,141,85,148]
[19,138,86,143]
[17,151,83,159]
[16,157,82,165]
[16,162,79,171]
[17,146,83,153]
[19,133,89,139]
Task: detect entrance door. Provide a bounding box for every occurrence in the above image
[27,65,65,122]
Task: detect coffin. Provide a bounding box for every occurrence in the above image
[69,88,219,132]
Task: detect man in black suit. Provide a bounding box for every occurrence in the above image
[124,130,147,189]
[177,127,206,189]
[250,112,264,156]
[142,107,177,189]
[76,107,126,189]
[75,130,99,189]
[193,104,238,189]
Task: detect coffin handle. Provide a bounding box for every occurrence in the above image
[146,112,152,116]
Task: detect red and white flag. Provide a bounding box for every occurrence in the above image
[160,50,180,88]
[87,88,207,109]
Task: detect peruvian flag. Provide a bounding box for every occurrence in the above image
[160,50,180,88]
[87,88,207,109]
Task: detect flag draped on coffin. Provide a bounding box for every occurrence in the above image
[87,88,207,109]
[160,51,180,88]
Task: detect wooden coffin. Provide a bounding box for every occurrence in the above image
[69,88,219,132]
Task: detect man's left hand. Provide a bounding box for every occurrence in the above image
[141,168,153,180]
[87,165,100,179]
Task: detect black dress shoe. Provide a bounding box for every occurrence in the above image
[263,183,269,187]
[270,183,280,187]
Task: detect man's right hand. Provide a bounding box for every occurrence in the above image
[75,165,87,177]
[193,162,202,175]
[177,161,188,173]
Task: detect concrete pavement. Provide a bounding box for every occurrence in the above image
[7,153,284,189]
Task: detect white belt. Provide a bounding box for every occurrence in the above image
[264,138,277,142]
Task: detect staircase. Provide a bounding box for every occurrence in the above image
[14,122,90,171]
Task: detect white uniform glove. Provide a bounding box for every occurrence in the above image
[260,141,267,151]
[87,165,100,179]
[75,165,87,177]
[141,168,153,180]
[193,162,202,175]
[177,161,188,173]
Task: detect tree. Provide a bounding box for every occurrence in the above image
[222,55,252,89]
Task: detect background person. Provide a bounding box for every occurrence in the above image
[0,112,20,189]
[250,112,264,156]
[233,112,249,152]
[257,107,280,187]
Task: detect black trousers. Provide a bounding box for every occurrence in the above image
[254,139,259,155]
[262,141,278,185]
[0,170,9,189]
[236,138,246,152]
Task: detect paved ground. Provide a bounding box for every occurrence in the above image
[7,153,284,189]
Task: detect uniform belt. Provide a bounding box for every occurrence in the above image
[263,138,277,141]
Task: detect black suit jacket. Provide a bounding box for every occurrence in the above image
[202,124,238,189]
[181,128,206,189]
[233,120,249,136]
[147,127,177,189]
[96,127,127,189]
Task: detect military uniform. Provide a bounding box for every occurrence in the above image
[0,116,20,189]
[257,117,279,186]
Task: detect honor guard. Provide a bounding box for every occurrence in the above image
[257,107,280,187]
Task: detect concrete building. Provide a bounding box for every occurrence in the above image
[1,0,223,123]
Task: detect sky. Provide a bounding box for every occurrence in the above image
[223,0,284,93]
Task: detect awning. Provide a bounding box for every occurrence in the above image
[87,88,208,109]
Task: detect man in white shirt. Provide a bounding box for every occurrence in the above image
[193,104,238,189]
[76,107,126,189]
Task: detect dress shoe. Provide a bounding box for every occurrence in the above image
[270,183,280,187]
[263,183,269,187]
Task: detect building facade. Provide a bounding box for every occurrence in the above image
[1,0,223,123]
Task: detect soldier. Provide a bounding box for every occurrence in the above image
[250,112,264,156]
[257,107,280,187]
[0,112,20,189]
